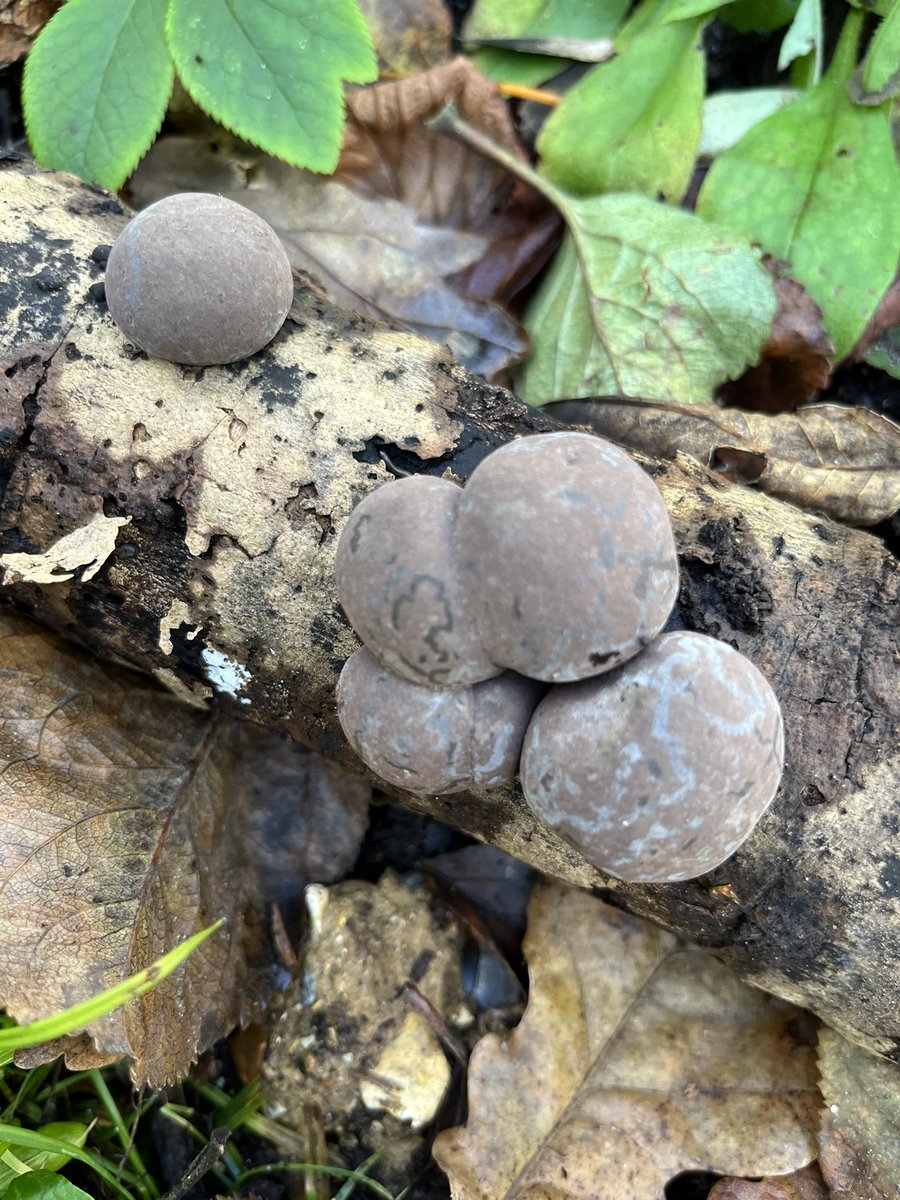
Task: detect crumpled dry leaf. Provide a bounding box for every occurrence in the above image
[356,0,452,74]
[129,59,558,378]
[433,884,818,1200]
[549,398,900,526]
[0,612,369,1086]
[721,265,834,412]
[817,1027,900,1200]
[264,873,465,1170]
[709,1165,829,1200]
[0,0,60,65]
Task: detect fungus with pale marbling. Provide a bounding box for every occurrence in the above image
[454,431,680,682]
[105,192,293,365]
[337,648,542,794]
[335,475,500,688]
[520,630,785,883]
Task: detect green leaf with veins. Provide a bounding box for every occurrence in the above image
[166,0,377,175]
[860,0,900,98]
[515,192,776,406]
[698,8,900,360]
[5,1172,94,1200]
[23,0,173,190]
[536,13,706,201]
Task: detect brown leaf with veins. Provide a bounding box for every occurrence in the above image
[721,267,833,412]
[709,1165,829,1200]
[0,612,368,1085]
[433,884,818,1200]
[356,0,452,74]
[550,398,900,526]
[0,0,60,65]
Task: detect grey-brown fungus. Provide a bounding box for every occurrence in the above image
[337,648,541,794]
[520,631,784,882]
[336,475,500,687]
[105,192,293,365]
[455,432,679,682]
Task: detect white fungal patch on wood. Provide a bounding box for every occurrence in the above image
[201,647,253,703]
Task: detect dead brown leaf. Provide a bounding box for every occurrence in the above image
[0,0,59,65]
[849,273,900,363]
[817,1027,900,1200]
[357,0,452,74]
[549,398,900,526]
[710,1165,829,1200]
[433,884,818,1200]
[0,612,368,1085]
[721,267,833,412]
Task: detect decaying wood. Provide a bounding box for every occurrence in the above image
[1,162,898,1056]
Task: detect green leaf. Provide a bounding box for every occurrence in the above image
[865,324,900,379]
[698,9,900,360]
[166,0,377,174]
[470,48,569,85]
[721,0,798,32]
[0,1129,129,1200]
[699,88,801,156]
[515,192,776,405]
[536,14,706,200]
[859,0,900,98]
[0,921,221,1065]
[22,0,173,191]
[0,1122,89,1192]
[846,0,892,15]
[5,1171,94,1200]
[777,0,823,85]
[464,0,629,43]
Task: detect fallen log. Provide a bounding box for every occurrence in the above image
[1,160,898,1056]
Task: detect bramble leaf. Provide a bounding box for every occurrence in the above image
[5,1173,94,1200]
[166,0,377,174]
[22,0,173,191]
[516,191,775,406]
[698,10,900,360]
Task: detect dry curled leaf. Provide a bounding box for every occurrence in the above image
[550,398,900,526]
[817,1027,900,1200]
[433,884,818,1200]
[0,612,368,1085]
[721,266,834,412]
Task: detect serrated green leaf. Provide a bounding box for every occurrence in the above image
[515,193,776,406]
[22,0,173,191]
[5,1171,94,1200]
[860,0,900,97]
[698,9,900,360]
[167,0,377,174]
[536,15,705,200]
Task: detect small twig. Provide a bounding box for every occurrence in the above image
[158,1126,230,1200]
[497,82,562,106]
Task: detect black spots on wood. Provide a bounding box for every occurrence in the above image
[677,516,774,636]
[249,360,303,409]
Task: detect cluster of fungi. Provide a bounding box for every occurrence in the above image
[101,193,784,886]
[336,433,785,884]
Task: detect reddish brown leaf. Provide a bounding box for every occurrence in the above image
[721,264,833,412]
[850,273,900,363]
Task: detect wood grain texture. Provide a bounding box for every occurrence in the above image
[1,161,898,1055]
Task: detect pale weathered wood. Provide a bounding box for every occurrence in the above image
[1,161,898,1055]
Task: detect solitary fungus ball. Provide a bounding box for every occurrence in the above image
[336,475,500,687]
[105,192,293,365]
[520,631,784,882]
[337,648,541,794]
[455,432,679,682]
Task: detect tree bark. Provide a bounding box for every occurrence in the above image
[2,161,898,1056]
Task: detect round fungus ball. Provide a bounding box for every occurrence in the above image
[520,631,784,882]
[105,192,293,365]
[336,475,500,688]
[455,432,679,683]
[337,648,542,794]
